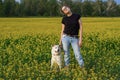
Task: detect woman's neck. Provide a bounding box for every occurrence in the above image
[67,12,72,17]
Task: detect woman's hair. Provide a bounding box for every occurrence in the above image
[60,5,71,14]
[60,7,64,14]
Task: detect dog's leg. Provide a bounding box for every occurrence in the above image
[59,65,62,71]
[50,59,53,70]
[57,60,62,71]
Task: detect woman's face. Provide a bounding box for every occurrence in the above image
[62,6,71,15]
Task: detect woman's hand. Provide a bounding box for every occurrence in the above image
[79,40,82,47]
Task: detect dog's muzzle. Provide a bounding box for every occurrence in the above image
[53,52,60,56]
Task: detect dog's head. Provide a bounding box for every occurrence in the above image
[51,45,61,56]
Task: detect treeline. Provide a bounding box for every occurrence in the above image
[0,0,120,17]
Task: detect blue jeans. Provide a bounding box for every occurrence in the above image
[62,34,84,67]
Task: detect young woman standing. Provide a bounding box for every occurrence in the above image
[59,5,84,68]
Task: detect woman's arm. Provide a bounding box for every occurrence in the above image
[79,19,83,47]
[59,24,65,46]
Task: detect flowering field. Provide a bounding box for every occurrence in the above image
[0,18,120,80]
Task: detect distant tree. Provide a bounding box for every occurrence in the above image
[92,0,106,16]
[81,0,93,16]
[117,4,120,16]
[3,0,16,16]
[0,0,2,4]
[71,2,82,15]
[105,0,118,16]
[36,0,48,16]
[59,0,73,7]
[29,0,38,16]
[20,0,32,16]
[14,2,20,16]
[47,0,59,16]
[0,0,120,17]
[0,0,3,16]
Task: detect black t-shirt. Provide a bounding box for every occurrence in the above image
[62,13,81,35]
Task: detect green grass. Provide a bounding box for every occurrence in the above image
[0,17,120,80]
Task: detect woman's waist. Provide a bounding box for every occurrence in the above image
[63,33,79,38]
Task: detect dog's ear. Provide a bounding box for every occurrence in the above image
[59,45,62,49]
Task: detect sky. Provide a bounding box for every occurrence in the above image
[15,0,120,4]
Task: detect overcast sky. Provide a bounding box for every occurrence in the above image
[15,0,120,4]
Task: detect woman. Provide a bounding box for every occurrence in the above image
[59,5,84,68]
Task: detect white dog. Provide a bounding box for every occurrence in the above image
[51,45,62,70]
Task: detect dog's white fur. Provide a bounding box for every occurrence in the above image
[51,45,62,70]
